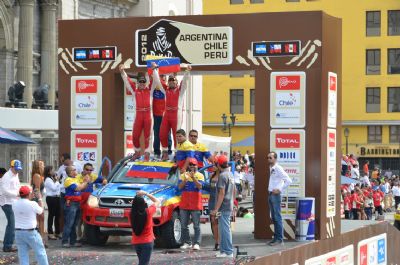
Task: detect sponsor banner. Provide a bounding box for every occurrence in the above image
[357,233,386,265]
[71,76,102,129]
[275,92,301,107]
[136,19,233,66]
[71,130,102,170]
[124,131,134,156]
[270,72,306,128]
[270,129,306,219]
[305,245,354,265]
[328,72,337,128]
[327,129,337,218]
[124,86,135,130]
[75,95,98,110]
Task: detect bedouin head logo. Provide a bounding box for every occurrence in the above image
[152,27,172,57]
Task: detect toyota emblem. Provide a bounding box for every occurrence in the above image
[114,199,124,206]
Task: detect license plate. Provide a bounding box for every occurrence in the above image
[109,208,124,217]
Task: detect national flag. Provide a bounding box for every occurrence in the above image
[146,57,181,75]
[270,44,282,54]
[285,44,295,53]
[89,50,100,59]
[102,49,113,59]
[75,50,87,59]
[126,161,174,179]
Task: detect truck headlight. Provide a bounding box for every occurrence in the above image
[87,195,99,208]
[153,207,162,218]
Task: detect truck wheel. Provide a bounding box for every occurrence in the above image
[159,211,181,248]
[85,223,109,246]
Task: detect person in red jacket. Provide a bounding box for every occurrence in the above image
[120,64,158,160]
[373,188,384,217]
[153,64,192,160]
[130,190,160,265]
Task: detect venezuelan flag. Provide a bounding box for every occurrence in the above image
[146,57,181,75]
[126,162,174,179]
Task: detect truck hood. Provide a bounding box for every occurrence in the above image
[95,183,175,198]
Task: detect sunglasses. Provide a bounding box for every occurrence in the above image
[189,163,197,166]
[138,80,146,83]
[84,168,94,171]
[189,135,198,138]
[168,78,176,81]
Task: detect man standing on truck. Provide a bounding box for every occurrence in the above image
[178,158,205,251]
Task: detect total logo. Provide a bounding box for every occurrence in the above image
[329,132,336,148]
[276,75,300,90]
[76,79,97,93]
[359,244,368,265]
[276,133,300,148]
[75,134,97,148]
[126,134,133,149]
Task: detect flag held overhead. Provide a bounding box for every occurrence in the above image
[146,57,181,75]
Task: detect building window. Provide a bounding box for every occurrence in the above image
[366,11,381,36]
[388,49,400,74]
[366,87,380,113]
[388,10,400,36]
[286,0,300,2]
[250,89,255,114]
[230,89,244,114]
[250,0,264,3]
[388,87,400,112]
[230,0,244,4]
[368,126,382,143]
[366,49,380,75]
[390,125,400,143]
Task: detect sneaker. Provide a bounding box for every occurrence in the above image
[62,243,70,248]
[144,152,150,162]
[161,151,169,161]
[48,234,57,240]
[180,243,192,249]
[268,240,284,246]
[216,252,234,258]
[3,247,17,252]
[72,242,82,247]
[192,244,200,250]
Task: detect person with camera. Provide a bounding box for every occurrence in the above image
[130,191,160,265]
[44,166,61,240]
[178,158,205,250]
[13,186,48,265]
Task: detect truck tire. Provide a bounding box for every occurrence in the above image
[159,211,181,248]
[85,223,109,246]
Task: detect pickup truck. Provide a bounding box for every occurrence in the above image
[82,156,210,248]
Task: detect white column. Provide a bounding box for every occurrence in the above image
[40,0,58,107]
[16,0,35,106]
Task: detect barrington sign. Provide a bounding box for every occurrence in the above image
[71,130,102,170]
[71,76,102,129]
[270,72,306,128]
[270,130,306,219]
[135,19,233,66]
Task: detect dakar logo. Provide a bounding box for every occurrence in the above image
[152,27,173,56]
[76,80,97,93]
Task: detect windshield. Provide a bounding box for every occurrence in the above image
[110,161,179,185]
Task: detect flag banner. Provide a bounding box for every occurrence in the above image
[126,162,174,179]
[146,57,181,75]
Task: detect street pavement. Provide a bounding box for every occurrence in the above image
[0,202,395,265]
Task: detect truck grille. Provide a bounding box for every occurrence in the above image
[99,197,132,208]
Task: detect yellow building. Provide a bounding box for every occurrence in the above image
[202,0,400,169]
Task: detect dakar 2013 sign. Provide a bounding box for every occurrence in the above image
[135,19,233,66]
